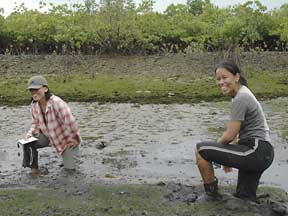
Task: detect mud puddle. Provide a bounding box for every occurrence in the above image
[0,98,287,192]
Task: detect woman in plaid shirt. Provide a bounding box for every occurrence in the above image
[26,75,81,175]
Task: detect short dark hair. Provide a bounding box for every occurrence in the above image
[215,60,248,87]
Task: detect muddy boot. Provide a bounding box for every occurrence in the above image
[196,178,222,203]
[31,167,49,176]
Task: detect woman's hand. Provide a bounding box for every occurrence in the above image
[67,139,79,148]
[217,120,240,144]
[25,134,32,139]
[223,166,233,173]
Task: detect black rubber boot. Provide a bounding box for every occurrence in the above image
[196,178,222,202]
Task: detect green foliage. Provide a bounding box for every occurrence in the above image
[0,0,288,54]
[164,3,188,16]
[272,4,288,42]
[187,0,211,16]
[137,0,155,13]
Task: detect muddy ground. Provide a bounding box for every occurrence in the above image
[0,98,288,215]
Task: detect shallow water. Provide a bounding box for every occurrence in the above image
[0,98,287,191]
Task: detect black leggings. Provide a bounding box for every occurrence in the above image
[196,138,274,200]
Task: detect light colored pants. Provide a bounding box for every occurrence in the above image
[34,133,80,170]
[61,145,80,170]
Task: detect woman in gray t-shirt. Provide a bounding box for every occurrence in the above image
[195,60,274,202]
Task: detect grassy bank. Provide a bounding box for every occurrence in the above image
[0,184,287,216]
[1,71,288,106]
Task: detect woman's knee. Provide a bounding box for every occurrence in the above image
[195,141,211,162]
[196,141,205,151]
[62,146,80,170]
[195,149,207,166]
[34,133,50,149]
[195,144,202,160]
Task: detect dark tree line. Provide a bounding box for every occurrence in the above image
[0,0,287,55]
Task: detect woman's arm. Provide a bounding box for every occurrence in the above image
[54,98,81,146]
[26,105,40,138]
[219,120,241,173]
[217,120,241,145]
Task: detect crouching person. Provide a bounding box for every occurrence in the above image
[25,75,81,175]
[195,60,274,202]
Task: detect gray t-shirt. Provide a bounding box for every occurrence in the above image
[231,86,270,142]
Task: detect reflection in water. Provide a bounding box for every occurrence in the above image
[0,98,287,190]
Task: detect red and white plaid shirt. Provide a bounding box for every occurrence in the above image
[27,95,81,154]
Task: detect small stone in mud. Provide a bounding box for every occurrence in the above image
[96,141,107,150]
[156,181,166,186]
[118,191,130,196]
[75,190,84,196]
[131,104,141,108]
[185,193,197,203]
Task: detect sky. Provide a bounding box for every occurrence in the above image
[1,0,288,17]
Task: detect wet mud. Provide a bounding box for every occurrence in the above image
[0,98,288,215]
[163,182,288,216]
[0,97,287,189]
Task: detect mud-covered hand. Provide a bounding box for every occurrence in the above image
[223,166,233,173]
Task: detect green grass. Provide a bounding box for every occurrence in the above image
[0,184,286,216]
[0,71,287,106]
[248,71,288,99]
[0,185,189,216]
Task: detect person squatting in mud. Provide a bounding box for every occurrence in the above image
[195,60,274,202]
[23,75,81,175]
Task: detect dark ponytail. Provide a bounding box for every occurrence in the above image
[215,60,248,87]
[45,88,53,101]
[239,75,248,87]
